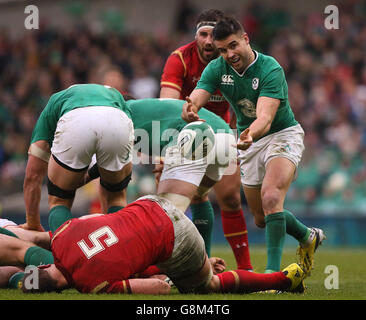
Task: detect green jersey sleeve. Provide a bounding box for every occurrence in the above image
[30,94,59,146]
[259,67,287,101]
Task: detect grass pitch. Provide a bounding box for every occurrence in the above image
[1,246,365,301]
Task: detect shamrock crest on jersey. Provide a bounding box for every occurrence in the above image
[252,78,259,90]
[237,98,256,118]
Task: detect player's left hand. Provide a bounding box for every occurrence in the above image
[209,257,226,274]
[182,96,205,122]
[19,222,45,232]
[236,128,253,150]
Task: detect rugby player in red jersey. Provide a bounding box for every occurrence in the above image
[11,196,304,294]
[160,9,252,270]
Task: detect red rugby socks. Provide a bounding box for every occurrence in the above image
[217,269,290,293]
[221,209,252,270]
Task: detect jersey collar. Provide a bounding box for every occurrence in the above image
[230,50,258,77]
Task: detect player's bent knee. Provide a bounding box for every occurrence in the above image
[217,193,241,211]
[191,193,209,204]
[195,185,211,199]
[255,217,265,228]
[261,189,282,212]
[47,178,76,199]
[100,173,132,192]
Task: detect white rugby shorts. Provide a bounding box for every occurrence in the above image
[238,124,305,187]
[0,218,17,228]
[51,106,134,171]
[160,132,237,186]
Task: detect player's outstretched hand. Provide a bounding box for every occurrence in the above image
[19,222,45,232]
[209,257,226,274]
[181,96,204,122]
[236,128,253,150]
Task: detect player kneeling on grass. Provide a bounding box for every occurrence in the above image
[13,196,306,294]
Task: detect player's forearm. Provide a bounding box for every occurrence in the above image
[104,278,171,295]
[189,89,211,110]
[23,155,48,229]
[248,96,279,140]
[23,178,43,228]
[247,115,273,141]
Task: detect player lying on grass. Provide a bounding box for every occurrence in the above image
[0,218,52,288]
[0,218,50,249]
[0,219,53,288]
[0,196,305,294]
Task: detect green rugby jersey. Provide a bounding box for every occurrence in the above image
[196,51,298,139]
[127,98,232,156]
[30,84,130,146]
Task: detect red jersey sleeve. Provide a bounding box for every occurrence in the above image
[160,51,186,93]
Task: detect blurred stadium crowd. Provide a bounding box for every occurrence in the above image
[0,0,365,215]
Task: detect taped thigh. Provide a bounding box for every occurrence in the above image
[47,178,76,199]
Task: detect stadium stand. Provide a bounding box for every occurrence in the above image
[0,1,365,237]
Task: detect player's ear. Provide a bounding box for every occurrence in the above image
[242,32,249,44]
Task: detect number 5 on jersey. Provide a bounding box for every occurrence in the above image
[77,226,119,259]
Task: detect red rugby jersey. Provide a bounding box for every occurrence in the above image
[161,41,230,123]
[51,199,174,293]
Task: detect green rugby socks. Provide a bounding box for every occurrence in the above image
[265,212,286,273]
[8,272,25,289]
[265,210,312,272]
[24,246,54,266]
[48,205,72,233]
[190,201,214,257]
[283,209,311,244]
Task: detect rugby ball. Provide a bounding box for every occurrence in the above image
[177,121,215,161]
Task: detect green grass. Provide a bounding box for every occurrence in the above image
[1,245,365,300]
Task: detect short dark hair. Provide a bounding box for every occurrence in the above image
[195,9,225,26]
[213,16,245,41]
[21,268,58,293]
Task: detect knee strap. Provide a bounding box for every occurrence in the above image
[47,178,76,199]
[100,173,132,192]
[196,185,212,198]
[87,163,100,180]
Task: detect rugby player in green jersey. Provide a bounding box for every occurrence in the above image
[86,97,237,257]
[182,16,325,276]
[129,99,236,213]
[22,84,134,232]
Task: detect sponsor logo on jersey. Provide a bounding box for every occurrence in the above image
[221,74,234,85]
[209,95,226,102]
[252,78,259,90]
[237,98,256,118]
